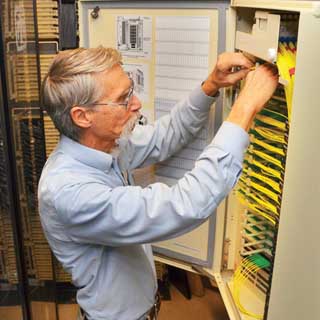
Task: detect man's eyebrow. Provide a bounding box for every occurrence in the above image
[113,86,130,101]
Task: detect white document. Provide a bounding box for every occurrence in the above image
[123,63,150,103]
[116,15,152,58]
[154,16,211,181]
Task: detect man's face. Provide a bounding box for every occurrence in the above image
[89,64,142,146]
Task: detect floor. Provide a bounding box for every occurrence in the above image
[158,285,230,320]
[0,285,229,320]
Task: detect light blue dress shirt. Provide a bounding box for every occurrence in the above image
[38,86,249,320]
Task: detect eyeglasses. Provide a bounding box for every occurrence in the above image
[74,73,135,111]
[92,82,134,110]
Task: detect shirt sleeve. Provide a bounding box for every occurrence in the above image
[119,85,218,170]
[52,122,249,246]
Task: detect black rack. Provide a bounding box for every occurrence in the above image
[0,1,77,319]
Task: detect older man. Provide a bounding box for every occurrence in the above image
[38,47,278,320]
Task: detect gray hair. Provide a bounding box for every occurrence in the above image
[41,46,122,141]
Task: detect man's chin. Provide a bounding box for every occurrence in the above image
[111,115,140,155]
[114,131,132,150]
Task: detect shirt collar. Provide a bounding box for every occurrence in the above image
[58,135,113,172]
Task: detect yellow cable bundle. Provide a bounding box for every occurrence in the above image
[244,167,281,193]
[240,175,279,204]
[246,192,279,216]
[254,127,286,144]
[247,157,282,180]
[234,38,295,320]
[251,136,285,156]
[232,255,270,319]
[255,114,287,131]
[237,191,277,225]
[247,180,280,204]
[249,148,284,171]
[277,41,296,122]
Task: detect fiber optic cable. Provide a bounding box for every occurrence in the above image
[238,191,277,225]
[232,254,270,319]
[248,148,284,171]
[240,174,280,203]
[277,41,296,122]
[251,137,285,156]
[245,157,282,180]
[252,127,286,144]
[260,108,288,121]
[246,192,279,216]
[255,115,287,131]
[242,178,280,204]
[234,36,295,320]
[243,167,281,193]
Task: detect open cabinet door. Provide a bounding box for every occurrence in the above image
[78,0,230,268]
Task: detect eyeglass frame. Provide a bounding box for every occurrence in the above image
[70,72,135,111]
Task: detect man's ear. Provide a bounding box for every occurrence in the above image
[70,107,93,129]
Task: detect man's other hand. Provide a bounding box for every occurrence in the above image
[236,63,279,114]
[227,63,279,131]
[202,52,254,96]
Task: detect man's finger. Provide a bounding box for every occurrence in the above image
[226,68,250,85]
[264,63,279,76]
[221,52,254,71]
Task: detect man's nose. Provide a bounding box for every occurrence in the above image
[129,95,142,111]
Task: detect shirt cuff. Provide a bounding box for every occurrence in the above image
[189,85,219,112]
[212,121,249,163]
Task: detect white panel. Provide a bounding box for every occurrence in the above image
[156,29,210,43]
[156,16,210,30]
[156,65,207,80]
[156,42,210,55]
[156,54,209,68]
[153,13,217,262]
[155,89,187,101]
[155,77,200,91]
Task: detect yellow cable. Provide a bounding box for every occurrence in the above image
[237,191,277,225]
[255,114,287,131]
[246,192,279,216]
[243,167,281,193]
[246,179,280,204]
[277,41,296,122]
[249,148,284,170]
[248,158,282,180]
[232,257,266,319]
[253,127,286,144]
[251,136,285,156]
[234,40,295,320]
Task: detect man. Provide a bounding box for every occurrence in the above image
[38,47,278,320]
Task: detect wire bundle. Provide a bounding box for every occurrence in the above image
[233,40,297,318]
[277,40,297,121]
[237,96,288,226]
[234,97,288,317]
[233,254,271,319]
